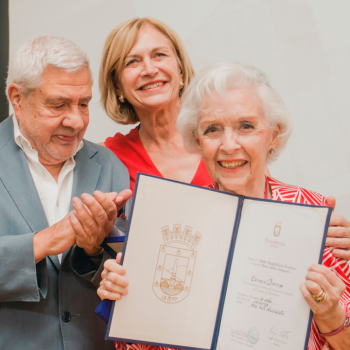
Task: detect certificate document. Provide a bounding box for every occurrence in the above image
[218,199,330,350]
[106,174,331,350]
[107,174,240,349]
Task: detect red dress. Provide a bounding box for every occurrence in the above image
[105,126,213,194]
[209,177,350,350]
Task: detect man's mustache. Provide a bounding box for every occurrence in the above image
[53,128,79,137]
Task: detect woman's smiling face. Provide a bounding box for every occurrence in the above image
[118,24,182,112]
[196,88,279,196]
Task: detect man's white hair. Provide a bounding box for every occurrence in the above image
[6,35,92,98]
[177,62,293,163]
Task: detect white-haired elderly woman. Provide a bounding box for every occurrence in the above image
[176,62,350,350]
[98,63,350,350]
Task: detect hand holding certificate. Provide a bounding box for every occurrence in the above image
[104,174,334,350]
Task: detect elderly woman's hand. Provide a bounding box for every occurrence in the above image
[325,196,350,261]
[300,264,346,334]
[97,253,129,301]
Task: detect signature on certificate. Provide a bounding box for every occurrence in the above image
[152,224,202,304]
[268,327,292,345]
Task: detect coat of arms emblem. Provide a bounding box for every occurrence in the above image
[274,222,282,237]
[152,224,201,304]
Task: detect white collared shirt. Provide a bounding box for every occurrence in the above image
[13,115,83,263]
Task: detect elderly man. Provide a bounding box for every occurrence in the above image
[0,36,131,350]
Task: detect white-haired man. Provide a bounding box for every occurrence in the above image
[0,36,131,350]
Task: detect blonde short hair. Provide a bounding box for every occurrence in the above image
[99,17,195,125]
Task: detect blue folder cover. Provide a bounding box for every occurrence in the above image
[96,299,113,324]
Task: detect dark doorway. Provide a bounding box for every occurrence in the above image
[0,0,9,123]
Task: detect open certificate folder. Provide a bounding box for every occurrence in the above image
[106,174,332,350]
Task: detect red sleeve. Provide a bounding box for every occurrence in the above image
[105,127,162,194]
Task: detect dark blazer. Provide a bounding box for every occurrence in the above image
[0,116,130,350]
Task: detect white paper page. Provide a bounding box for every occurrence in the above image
[219,200,329,350]
[109,175,239,349]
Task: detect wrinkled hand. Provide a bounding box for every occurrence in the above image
[69,189,132,255]
[97,253,129,301]
[300,264,346,333]
[325,196,350,261]
[33,214,76,263]
[112,189,132,213]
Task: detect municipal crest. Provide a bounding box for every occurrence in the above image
[274,221,282,237]
[152,224,201,304]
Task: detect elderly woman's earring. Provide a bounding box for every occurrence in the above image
[119,95,125,103]
[180,82,184,89]
[269,149,275,154]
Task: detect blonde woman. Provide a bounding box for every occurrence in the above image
[99,18,213,194]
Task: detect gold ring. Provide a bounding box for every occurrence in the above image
[313,290,325,298]
[312,289,327,303]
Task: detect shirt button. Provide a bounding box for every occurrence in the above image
[61,312,71,323]
[41,171,45,177]
[56,200,59,207]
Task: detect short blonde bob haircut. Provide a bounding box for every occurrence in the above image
[99,17,195,125]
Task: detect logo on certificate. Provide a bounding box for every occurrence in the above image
[152,224,201,303]
[273,222,282,237]
[265,222,285,247]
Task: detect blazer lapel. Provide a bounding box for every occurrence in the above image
[49,255,61,271]
[70,145,101,210]
[0,139,49,233]
[0,125,61,270]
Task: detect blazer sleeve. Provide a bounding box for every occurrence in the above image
[0,232,46,302]
[70,245,113,288]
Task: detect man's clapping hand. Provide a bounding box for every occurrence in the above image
[33,214,76,263]
[33,189,132,262]
[69,189,132,255]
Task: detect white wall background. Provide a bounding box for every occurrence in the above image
[9,0,350,217]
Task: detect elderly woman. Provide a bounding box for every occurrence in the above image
[175,62,350,350]
[99,17,213,193]
[98,62,350,350]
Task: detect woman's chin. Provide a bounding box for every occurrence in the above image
[214,168,250,194]
[136,92,177,110]
[217,179,247,195]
